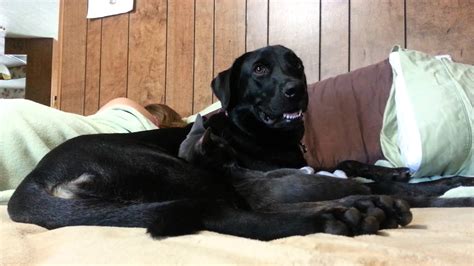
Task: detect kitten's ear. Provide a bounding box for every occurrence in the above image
[189,114,205,135]
[194,114,204,129]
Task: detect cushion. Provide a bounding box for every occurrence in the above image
[381,46,474,178]
[302,60,393,170]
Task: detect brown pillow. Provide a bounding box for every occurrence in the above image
[302,59,393,170]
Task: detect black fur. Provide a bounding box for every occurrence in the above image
[7,45,472,240]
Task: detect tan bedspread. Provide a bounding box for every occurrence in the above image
[1,206,473,265]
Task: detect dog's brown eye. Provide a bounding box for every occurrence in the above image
[254,64,269,75]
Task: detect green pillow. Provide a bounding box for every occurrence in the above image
[380,45,474,178]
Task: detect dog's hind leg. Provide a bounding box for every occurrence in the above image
[368,176,474,197]
[153,194,412,240]
[400,196,474,207]
[8,179,211,234]
[148,201,351,240]
[367,176,474,207]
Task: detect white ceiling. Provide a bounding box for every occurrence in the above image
[0,0,59,38]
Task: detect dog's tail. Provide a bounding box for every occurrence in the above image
[7,179,207,236]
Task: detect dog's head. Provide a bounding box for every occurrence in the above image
[212,45,308,131]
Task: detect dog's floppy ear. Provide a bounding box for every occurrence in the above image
[211,69,231,110]
[211,52,251,111]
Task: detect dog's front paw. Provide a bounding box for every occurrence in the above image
[389,167,411,182]
[319,195,412,236]
[336,160,411,182]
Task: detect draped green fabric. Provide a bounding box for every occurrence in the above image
[380,46,474,178]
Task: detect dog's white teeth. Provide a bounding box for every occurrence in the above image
[283,110,303,120]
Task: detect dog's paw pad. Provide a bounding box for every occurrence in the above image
[359,216,379,234]
[342,207,361,227]
[369,195,412,227]
[393,199,412,226]
[321,206,379,236]
[332,195,413,235]
[366,207,386,223]
[323,217,349,235]
[372,196,412,229]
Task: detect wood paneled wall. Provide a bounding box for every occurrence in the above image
[55,0,474,116]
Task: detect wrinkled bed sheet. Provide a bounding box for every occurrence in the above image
[1,206,473,265]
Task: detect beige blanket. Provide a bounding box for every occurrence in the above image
[1,206,473,265]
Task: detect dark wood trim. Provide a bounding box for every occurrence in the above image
[5,38,54,106]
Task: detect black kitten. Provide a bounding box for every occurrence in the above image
[178,115,237,170]
[177,116,369,209]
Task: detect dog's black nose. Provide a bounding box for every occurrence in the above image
[284,86,297,98]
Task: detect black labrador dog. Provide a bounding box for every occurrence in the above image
[7,45,472,240]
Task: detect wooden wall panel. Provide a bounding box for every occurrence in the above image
[214,0,246,103]
[350,0,405,70]
[54,0,474,116]
[128,0,167,106]
[166,0,195,117]
[99,15,129,107]
[269,0,320,84]
[193,0,215,113]
[246,0,269,51]
[58,0,87,114]
[320,0,349,80]
[214,0,246,75]
[84,19,101,115]
[407,0,474,64]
